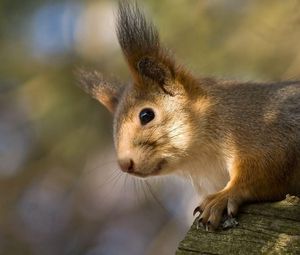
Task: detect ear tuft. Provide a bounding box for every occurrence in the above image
[76,69,122,113]
[116,1,176,88]
[116,1,160,65]
[116,1,197,96]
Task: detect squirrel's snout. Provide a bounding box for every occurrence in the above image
[118,158,135,173]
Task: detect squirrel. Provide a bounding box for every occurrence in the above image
[77,1,300,230]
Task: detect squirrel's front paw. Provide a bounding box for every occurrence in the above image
[193,191,240,231]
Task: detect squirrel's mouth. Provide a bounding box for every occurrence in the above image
[130,159,167,178]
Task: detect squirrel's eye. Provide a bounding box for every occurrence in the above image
[139,108,155,125]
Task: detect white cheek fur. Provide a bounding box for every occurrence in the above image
[168,119,191,152]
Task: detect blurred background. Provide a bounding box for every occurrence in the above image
[1,0,300,254]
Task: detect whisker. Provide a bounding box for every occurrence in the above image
[139,178,149,204]
[95,168,122,191]
[94,170,124,207]
[66,166,121,200]
[81,159,117,177]
[144,180,168,213]
[132,177,140,206]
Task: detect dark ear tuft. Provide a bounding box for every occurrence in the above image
[116,1,160,64]
[76,69,122,113]
[116,1,176,87]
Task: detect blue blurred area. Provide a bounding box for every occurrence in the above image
[30,2,81,58]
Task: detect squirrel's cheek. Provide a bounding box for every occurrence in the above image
[168,120,192,151]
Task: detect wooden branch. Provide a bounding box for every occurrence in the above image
[177,195,300,255]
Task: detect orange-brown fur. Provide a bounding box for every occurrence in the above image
[77,1,300,230]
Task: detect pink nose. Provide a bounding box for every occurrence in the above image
[118,158,135,173]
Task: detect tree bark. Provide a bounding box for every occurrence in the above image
[177,195,300,255]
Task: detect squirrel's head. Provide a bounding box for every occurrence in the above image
[78,1,208,177]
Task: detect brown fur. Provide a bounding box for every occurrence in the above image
[77,1,300,230]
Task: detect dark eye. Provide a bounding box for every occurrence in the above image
[139,108,155,125]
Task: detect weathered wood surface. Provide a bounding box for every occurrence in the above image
[177,195,300,255]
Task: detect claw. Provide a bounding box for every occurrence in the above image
[193,206,201,216]
[196,215,204,229]
[195,216,203,229]
[205,224,209,231]
[196,219,200,230]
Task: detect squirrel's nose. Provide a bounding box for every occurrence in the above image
[118,158,135,173]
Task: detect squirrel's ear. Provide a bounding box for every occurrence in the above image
[137,56,173,87]
[76,69,122,113]
[116,1,176,94]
